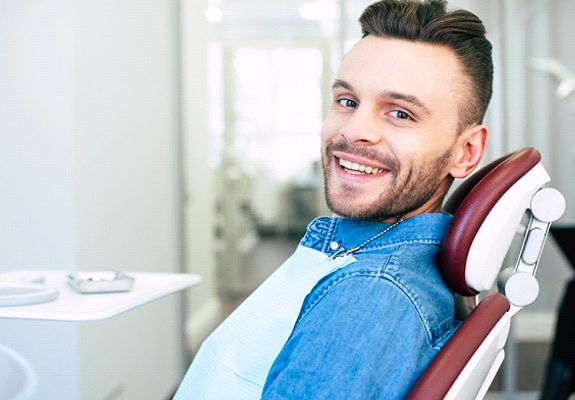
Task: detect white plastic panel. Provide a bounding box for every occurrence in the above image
[466,163,550,292]
[444,314,512,400]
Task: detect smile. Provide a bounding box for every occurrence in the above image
[338,157,384,175]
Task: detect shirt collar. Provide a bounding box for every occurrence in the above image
[306,213,453,256]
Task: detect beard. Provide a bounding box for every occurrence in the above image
[322,140,453,221]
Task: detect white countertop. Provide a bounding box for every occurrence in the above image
[0,270,201,321]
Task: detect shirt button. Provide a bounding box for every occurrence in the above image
[330,241,340,250]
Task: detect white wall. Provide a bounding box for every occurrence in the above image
[0,1,77,271]
[73,0,182,275]
[0,1,185,399]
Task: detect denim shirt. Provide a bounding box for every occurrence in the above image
[175,213,455,400]
[262,213,456,399]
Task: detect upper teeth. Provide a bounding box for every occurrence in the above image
[339,158,381,174]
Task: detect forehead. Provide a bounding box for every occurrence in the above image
[337,35,466,113]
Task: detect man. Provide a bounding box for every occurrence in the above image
[175,0,492,398]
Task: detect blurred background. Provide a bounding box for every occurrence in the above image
[1,0,574,399]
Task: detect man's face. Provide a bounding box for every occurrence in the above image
[321,35,468,222]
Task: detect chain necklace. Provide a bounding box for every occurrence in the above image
[325,215,405,261]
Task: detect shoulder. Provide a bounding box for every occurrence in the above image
[266,272,452,398]
[299,241,454,344]
[385,242,455,342]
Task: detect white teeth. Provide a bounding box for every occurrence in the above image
[339,158,381,174]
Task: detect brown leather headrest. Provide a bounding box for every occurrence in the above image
[441,148,542,295]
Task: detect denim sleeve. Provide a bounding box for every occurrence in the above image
[261,274,437,400]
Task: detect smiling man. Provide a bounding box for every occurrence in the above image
[321,33,487,222]
[175,1,493,399]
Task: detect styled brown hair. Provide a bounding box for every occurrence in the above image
[359,0,493,131]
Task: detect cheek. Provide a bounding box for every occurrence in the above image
[320,126,333,145]
[320,125,330,145]
[320,112,343,142]
[391,133,454,165]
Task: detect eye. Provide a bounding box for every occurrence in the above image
[337,98,358,109]
[389,110,412,120]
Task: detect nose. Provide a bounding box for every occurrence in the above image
[339,104,382,146]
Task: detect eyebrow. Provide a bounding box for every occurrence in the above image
[332,79,432,118]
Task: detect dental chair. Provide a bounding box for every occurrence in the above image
[406,147,566,400]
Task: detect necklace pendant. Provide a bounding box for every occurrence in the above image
[319,247,346,265]
[328,247,347,260]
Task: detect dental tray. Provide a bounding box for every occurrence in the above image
[68,271,135,294]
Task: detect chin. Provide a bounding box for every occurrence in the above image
[326,197,380,220]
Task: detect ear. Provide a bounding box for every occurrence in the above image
[449,124,488,179]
